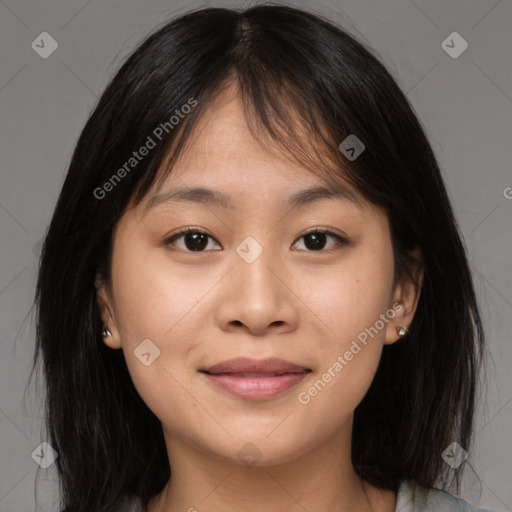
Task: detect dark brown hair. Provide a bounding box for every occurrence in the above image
[29,4,486,511]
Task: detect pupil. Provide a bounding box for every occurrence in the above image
[185,232,208,251]
[305,232,326,250]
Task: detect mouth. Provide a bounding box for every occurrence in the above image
[198,357,312,400]
[201,371,309,377]
[200,356,311,375]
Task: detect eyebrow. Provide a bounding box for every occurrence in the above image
[142,184,362,216]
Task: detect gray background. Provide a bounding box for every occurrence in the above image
[0,0,511,510]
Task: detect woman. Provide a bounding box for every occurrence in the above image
[30,4,496,512]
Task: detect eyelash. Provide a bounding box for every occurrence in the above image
[164,226,349,253]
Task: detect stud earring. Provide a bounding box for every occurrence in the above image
[396,325,408,337]
[102,327,112,338]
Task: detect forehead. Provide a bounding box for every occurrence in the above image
[137,84,367,216]
[174,85,298,174]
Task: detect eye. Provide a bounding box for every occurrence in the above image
[164,227,221,252]
[164,227,349,253]
[292,228,349,252]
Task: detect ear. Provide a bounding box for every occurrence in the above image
[384,246,424,345]
[95,274,122,349]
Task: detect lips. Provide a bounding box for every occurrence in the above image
[200,357,310,375]
[199,357,312,400]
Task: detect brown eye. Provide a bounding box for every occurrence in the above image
[292,230,348,252]
[165,228,221,252]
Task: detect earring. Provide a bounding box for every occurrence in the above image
[396,325,408,337]
[102,327,112,338]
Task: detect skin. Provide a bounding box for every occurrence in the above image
[96,81,423,512]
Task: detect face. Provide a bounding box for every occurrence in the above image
[96,82,421,468]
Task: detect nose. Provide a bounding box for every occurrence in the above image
[214,241,299,336]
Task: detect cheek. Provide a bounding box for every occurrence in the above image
[124,358,206,449]
[119,304,205,439]
[299,245,394,345]
[112,241,211,339]
[292,244,394,418]
[111,249,215,424]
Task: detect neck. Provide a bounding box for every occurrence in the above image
[147,424,396,512]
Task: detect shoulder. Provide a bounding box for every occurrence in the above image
[395,479,500,512]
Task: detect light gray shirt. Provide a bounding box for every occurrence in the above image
[125,478,499,511]
[396,479,497,512]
